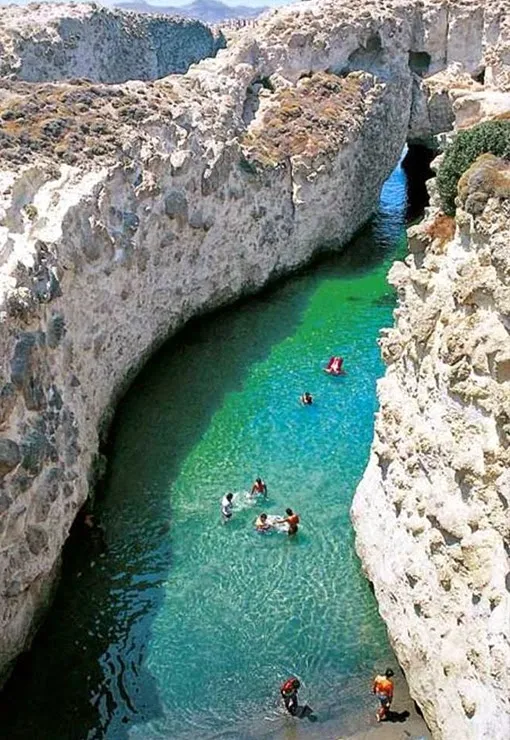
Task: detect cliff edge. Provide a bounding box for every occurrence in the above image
[0,2,225,83]
[352,87,510,740]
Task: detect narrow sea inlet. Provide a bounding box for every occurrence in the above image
[1,161,417,739]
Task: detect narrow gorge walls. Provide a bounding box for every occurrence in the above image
[0,6,508,739]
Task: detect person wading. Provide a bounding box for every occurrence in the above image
[251,477,267,498]
[279,508,300,536]
[280,677,300,715]
[372,668,394,722]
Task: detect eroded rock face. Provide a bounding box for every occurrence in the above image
[0,3,225,83]
[352,157,510,738]
[0,0,508,730]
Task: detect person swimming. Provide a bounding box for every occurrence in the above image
[279,508,300,535]
[251,477,267,498]
[300,392,313,405]
[255,512,272,532]
[221,492,234,522]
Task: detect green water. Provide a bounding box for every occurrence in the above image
[0,163,409,739]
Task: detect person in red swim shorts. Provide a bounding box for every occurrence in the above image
[372,668,394,722]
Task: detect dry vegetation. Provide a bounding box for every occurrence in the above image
[241,72,367,166]
[425,213,456,245]
[0,78,180,167]
[457,153,510,215]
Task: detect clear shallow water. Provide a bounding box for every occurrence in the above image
[1,163,409,740]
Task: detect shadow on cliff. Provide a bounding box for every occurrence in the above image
[0,161,415,739]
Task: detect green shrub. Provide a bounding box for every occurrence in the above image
[437,121,510,215]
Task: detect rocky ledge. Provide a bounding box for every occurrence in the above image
[0,1,508,735]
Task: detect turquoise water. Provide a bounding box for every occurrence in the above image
[0,162,409,739]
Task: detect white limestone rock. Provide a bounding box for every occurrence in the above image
[0,2,509,736]
[352,156,510,739]
[0,2,225,83]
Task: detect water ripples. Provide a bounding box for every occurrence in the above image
[0,162,409,740]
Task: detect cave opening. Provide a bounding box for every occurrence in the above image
[402,143,437,221]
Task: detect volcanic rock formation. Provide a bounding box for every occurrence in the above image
[352,149,510,740]
[0,3,508,739]
[0,3,225,83]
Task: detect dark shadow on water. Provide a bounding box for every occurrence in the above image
[296,704,317,721]
[0,160,416,739]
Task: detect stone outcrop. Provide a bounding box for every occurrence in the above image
[352,111,510,740]
[0,3,225,83]
[0,1,508,735]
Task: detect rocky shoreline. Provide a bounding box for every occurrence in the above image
[0,2,508,738]
[352,113,510,740]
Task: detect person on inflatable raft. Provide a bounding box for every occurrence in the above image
[324,356,345,375]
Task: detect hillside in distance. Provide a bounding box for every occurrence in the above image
[115,0,268,22]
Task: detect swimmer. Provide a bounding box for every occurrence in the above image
[251,477,268,499]
[221,492,234,523]
[278,508,300,535]
[255,512,272,532]
[300,391,313,405]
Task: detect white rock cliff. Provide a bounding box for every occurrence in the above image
[352,38,510,740]
[352,152,510,740]
[0,1,508,738]
[0,2,225,83]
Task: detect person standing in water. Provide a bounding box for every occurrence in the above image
[372,668,394,722]
[279,508,300,535]
[221,492,234,523]
[251,477,267,498]
[280,677,300,715]
[255,512,272,532]
[300,392,313,405]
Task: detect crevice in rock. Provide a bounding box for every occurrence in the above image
[342,33,386,77]
[286,155,296,219]
[242,76,275,126]
[406,573,418,588]
[471,67,486,85]
[402,143,436,220]
[455,470,473,502]
[409,51,431,77]
[427,514,462,546]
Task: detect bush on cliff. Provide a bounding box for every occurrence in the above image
[437,120,510,215]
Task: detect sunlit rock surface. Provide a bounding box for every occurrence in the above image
[0,3,224,83]
[0,4,509,738]
[352,91,510,740]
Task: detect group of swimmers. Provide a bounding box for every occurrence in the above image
[220,478,300,536]
[255,508,300,535]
